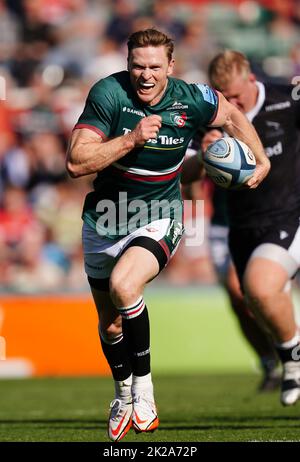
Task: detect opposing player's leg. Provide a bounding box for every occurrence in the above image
[110,245,161,434]
[244,246,300,406]
[225,263,280,391]
[211,225,279,391]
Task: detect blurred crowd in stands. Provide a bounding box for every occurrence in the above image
[1,0,300,292]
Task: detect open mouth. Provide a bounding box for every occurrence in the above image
[138,82,155,92]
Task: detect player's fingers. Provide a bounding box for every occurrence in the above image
[247,176,259,188]
[209,129,223,138]
[152,127,160,138]
[204,130,222,142]
[202,132,222,151]
[202,138,217,151]
[247,166,263,187]
[247,162,270,188]
[147,115,162,127]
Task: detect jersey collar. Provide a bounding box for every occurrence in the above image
[246,81,265,122]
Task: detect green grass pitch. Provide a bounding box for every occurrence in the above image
[0,287,300,442]
[1,374,300,442]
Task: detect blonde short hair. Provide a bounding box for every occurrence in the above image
[127,28,174,62]
[208,50,251,89]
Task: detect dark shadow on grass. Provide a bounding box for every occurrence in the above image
[162,415,300,424]
[0,414,300,426]
[21,424,300,432]
[159,424,300,431]
[0,419,105,425]
[1,417,300,433]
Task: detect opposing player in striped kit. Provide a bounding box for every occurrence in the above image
[66,29,270,441]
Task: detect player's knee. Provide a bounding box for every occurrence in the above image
[109,274,139,307]
[99,319,122,342]
[243,277,274,305]
[229,293,251,318]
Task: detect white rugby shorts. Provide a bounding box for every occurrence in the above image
[82,218,183,279]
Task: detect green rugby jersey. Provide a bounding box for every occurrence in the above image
[74,71,218,238]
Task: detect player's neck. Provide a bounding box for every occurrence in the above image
[148,79,169,106]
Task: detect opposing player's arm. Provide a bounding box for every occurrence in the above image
[211,91,270,188]
[66,115,162,178]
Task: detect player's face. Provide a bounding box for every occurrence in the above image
[128,46,174,106]
[219,72,258,113]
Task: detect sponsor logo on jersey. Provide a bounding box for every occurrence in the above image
[291,76,300,101]
[279,230,289,240]
[265,101,291,112]
[148,135,185,145]
[167,219,184,245]
[265,120,284,138]
[266,121,281,130]
[196,83,217,105]
[170,111,187,127]
[122,128,184,145]
[265,141,283,157]
[122,106,145,117]
[167,101,188,111]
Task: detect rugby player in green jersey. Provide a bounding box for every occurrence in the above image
[66,29,270,441]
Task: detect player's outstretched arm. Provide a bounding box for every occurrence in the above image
[66,115,162,178]
[211,92,270,188]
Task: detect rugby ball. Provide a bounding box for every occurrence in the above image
[203,137,256,189]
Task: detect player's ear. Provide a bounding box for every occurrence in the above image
[249,73,256,83]
[167,59,175,76]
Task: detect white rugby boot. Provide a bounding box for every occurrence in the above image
[108,398,133,442]
[132,390,159,433]
[281,361,300,406]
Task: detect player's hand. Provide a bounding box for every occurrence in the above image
[247,158,271,189]
[129,115,162,147]
[201,129,223,152]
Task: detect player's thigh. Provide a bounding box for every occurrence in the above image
[244,220,300,296]
[82,222,122,327]
[244,256,290,297]
[82,222,118,281]
[226,262,244,303]
[228,227,256,290]
[111,216,183,289]
[110,245,160,294]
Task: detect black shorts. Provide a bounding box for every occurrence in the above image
[229,217,300,288]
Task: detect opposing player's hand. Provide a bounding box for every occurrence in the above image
[201,129,223,152]
[247,158,271,189]
[129,115,162,147]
